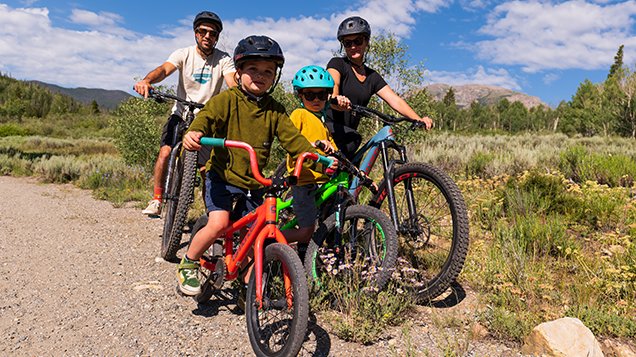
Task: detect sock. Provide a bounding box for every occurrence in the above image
[153,187,164,202]
[184,254,196,262]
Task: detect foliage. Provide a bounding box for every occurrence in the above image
[110,96,169,169]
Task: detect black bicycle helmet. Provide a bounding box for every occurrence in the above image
[193,11,223,32]
[233,35,285,69]
[337,16,371,40]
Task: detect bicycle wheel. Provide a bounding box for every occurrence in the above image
[246,243,309,357]
[369,162,470,302]
[272,158,288,178]
[305,205,398,294]
[164,149,198,260]
[188,215,225,304]
[160,150,184,260]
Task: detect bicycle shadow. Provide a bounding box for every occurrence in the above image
[190,288,240,317]
[300,313,332,356]
[423,280,467,308]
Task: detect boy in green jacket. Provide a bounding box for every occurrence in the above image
[178,35,336,296]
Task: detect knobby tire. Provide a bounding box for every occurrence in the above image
[160,151,184,260]
[246,243,309,357]
[369,162,470,302]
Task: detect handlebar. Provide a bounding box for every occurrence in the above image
[141,88,205,110]
[200,137,333,188]
[314,140,377,193]
[329,98,425,131]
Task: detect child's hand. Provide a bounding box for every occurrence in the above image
[316,140,336,155]
[327,156,338,171]
[330,95,351,111]
[183,131,203,151]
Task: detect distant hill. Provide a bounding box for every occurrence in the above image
[29,81,132,110]
[425,83,545,110]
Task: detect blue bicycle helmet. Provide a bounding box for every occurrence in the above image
[233,35,285,69]
[292,65,334,93]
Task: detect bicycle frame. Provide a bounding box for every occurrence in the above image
[197,138,331,309]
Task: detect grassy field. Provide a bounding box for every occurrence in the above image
[2,132,635,349]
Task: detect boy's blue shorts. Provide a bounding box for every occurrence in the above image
[291,183,319,228]
[205,170,264,221]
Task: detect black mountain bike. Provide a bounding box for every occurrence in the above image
[274,103,470,302]
[149,90,204,260]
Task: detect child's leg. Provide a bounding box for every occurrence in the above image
[186,210,231,261]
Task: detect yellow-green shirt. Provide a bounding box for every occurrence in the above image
[286,107,338,186]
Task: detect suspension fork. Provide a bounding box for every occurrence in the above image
[163,130,182,200]
[398,145,419,222]
[380,141,400,231]
[334,184,347,244]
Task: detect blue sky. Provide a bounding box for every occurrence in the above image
[1,0,636,106]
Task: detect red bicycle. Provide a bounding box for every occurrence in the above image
[189,137,332,357]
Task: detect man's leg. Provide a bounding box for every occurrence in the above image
[143,145,172,215]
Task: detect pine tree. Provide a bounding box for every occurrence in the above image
[608,45,624,79]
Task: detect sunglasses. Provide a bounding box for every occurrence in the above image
[342,37,365,48]
[196,28,219,38]
[301,91,330,101]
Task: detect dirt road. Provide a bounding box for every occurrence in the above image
[0,175,524,356]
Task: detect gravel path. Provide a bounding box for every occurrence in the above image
[0,175,527,356]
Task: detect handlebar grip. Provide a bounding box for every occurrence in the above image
[200,137,226,147]
[316,155,334,168]
[314,140,326,151]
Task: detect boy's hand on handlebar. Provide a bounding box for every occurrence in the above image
[183,131,203,151]
[324,156,338,175]
[134,80,153,99]
[314,140,336,155]
[330,95,351,111]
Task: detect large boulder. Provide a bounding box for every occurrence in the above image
[521,317,604,357]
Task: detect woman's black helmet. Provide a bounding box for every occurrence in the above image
[193,11,223,32]
[233,35,285,69]
[337,16,371,40]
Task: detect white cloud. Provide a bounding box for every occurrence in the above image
[0,1,448,92]
[426,65,521,90]
[467,0,636,72]
[543,73,560,85]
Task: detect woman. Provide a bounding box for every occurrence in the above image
[326,16,433,159]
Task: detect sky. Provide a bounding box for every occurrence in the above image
[1,0,636,106]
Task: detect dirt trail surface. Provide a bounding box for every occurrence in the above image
[0,176,527,356]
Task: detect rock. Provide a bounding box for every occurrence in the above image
[521,317,604,357]
[602,339,636,357]
[608,245,626,255]
[470,322,489,340]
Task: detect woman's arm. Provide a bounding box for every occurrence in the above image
[377,85,433,130]
[327,68,350,111]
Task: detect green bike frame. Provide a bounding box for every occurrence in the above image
[276,172,350,230]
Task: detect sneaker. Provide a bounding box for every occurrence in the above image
[177,257,201,296]
[142,200,162,216]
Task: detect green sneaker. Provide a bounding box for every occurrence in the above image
[177,257,201,296]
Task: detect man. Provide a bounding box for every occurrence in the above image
[134,11,237,216]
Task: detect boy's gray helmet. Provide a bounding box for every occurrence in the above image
[337,16,371,40]
[193,11,223,32]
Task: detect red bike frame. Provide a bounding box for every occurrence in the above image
[198,138,325,309]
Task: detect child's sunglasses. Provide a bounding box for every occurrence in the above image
[301,91,330,101]
[196,28,219,38]
[342,37,365,48]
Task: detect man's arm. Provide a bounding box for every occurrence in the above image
[134,62,178,98]
[224,72,238,88]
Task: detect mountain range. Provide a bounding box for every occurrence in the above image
[29,81,132,110]
[425,83,545,109]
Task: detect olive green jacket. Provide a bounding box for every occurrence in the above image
[187,86,316,189]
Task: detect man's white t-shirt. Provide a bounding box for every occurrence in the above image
[167,45,235,117]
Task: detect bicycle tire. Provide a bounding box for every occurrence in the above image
[163,149,198,260]
[187,214,225,304]
[246,243,309,357]
[272,158,287,178]
[304,205,398,294]
[369,162,470,302]
[160,150,184,260]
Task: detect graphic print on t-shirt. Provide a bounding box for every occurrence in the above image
[193,66,212,84]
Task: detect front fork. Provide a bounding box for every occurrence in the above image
[379,141,417,231]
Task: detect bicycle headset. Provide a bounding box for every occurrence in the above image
[292,65,334,120]
[233,35,285,96]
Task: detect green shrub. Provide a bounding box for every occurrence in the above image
[0,123,34,137]
[110,97,168,169]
